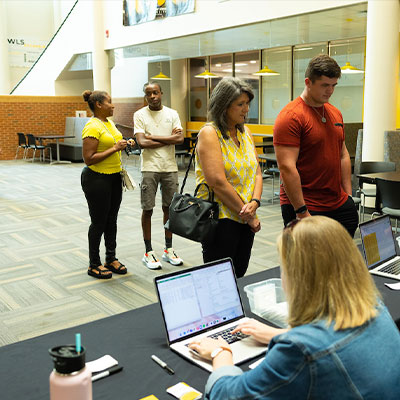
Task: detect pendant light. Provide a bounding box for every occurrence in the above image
[194,55,219,79]
[341,61,364,74]
[151,61,171,80]
[253,65,280,76]
[340,42,364,74]
[194,69,219,79]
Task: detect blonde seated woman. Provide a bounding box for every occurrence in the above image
[190,216,400,399]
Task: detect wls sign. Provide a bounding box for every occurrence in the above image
[7,37,47,68]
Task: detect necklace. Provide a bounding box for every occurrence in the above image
[311,105,326,123]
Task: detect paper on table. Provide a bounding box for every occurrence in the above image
[384,281,400,290]
[167,382,202,400]
[86,355,118,373]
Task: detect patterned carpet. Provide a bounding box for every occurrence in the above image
[0,157,283,346]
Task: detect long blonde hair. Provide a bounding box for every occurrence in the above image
[278,216,380,330]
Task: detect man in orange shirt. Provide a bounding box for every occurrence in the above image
[273,54,358,237]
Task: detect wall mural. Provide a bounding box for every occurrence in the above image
[123,0,195,26]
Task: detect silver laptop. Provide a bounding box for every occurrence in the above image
[154,258,268,372]
[359,215,400,280]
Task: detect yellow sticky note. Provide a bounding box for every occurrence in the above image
[139,395,159,400]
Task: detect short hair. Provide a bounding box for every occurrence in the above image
[208,77,254,139]
[143,81,162,93]
[277,216,380,330]
[305,54,341,82]
[82,90,108,112]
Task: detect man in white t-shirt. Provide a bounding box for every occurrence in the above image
[134,82,185,269]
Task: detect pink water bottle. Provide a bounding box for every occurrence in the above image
[49,345,92,400]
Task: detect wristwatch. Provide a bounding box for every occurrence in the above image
[295,205,308,214]
[211,346,232,359]
[250,198,261,208]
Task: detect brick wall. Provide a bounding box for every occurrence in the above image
[0,96,145,160]
[0,96,89,160]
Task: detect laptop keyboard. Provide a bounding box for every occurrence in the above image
[379,259,400,275]
[208,326,249,344]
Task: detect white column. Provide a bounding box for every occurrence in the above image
[0,0,10,94]
[362,0,400,161]
[91,0,111,94]
[170,59,188,133]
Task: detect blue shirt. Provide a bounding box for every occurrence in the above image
[206,305,400,399]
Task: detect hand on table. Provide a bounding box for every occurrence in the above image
[188,337,229,361]
[232,319,287,345]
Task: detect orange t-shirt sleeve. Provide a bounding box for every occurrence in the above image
[273,110,302,147]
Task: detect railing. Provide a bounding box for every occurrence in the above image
[10,0,79,94]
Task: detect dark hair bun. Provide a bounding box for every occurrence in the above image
[82,90,92,102]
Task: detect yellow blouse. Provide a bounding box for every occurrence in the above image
[82,118,123,174]
[195,124,258,223]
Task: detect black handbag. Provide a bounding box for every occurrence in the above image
[164,140,219,242]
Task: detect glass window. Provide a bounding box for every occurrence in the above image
[210,54,232,92]
[260,46,292,125]
[235,51,259,123]
[293,42,328,98]
[189,57,207,121]
[329,38,365,123]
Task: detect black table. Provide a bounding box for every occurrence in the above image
[35,135,75,165]
[1,267,399,399]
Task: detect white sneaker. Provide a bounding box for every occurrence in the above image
[142,251,162,270]
[162,248,183,266]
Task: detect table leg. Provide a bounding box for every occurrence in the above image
[50,138,71,165]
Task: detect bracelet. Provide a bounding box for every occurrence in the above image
[295,205,308,214]
[250,198,261,208]
[211,346,233,359]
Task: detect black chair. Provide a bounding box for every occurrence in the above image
[175,138,191,168]
[375,178,400,232]
[15,132,29,160]
[356,161,396,221]
[26,134,52,163]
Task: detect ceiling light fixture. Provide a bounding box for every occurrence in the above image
[194,69,219,79]
[341,61,364,74]
[195,56,220,79]
[341,41,364,74]
[253,65,280,76]
[151,60,171,80]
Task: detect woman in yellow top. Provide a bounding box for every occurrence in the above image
[196,77,262,278]
[81,90,131,279]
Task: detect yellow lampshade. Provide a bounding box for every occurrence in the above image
[150,71,171,80]
[194,69,219,79]
[341,62,364,74]
[253,65,280,76]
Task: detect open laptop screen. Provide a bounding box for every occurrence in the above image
[359,216,397,269]
[155,258,244,343]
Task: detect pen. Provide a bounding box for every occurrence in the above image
[151,354,175,375]
[92,365,123,382]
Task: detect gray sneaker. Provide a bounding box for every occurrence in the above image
[142,251,162,270]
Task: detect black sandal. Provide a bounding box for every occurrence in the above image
[88,265,112,279]
[104,260,127,275]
